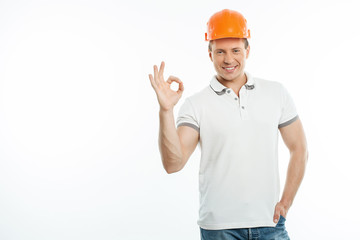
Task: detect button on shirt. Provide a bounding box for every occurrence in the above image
[176,71,299,230]
[209,72,256,121]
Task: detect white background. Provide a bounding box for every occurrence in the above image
[0,0,359,239]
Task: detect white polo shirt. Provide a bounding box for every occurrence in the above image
[176,71,299,230]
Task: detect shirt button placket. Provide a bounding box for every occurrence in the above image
[239,88,248,120]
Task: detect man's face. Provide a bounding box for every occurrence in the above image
[209,38,250,83]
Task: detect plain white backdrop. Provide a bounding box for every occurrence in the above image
[0,0,359,239]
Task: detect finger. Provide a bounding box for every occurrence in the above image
[167,75,184,94]
[177,81,184,94]
[148,74,158,89]
[159,61,165,78]
[166,75,181,84]
[153,65,159,84]
[273,209,280,223]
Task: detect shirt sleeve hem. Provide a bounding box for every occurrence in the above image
[278,115,299,128]
[177,122,200,133]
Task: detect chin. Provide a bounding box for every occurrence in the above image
[221,74,239,81]
[222,76,233,81]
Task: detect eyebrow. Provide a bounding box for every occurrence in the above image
[215,47,242,51]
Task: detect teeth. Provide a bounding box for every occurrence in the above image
[225,67,235,70]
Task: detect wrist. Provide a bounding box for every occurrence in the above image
[159,107,174,113]
[280,198,293,209]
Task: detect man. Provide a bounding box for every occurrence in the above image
[148,9,308,240]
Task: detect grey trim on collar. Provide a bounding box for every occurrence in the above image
[209,75,255,95]
[278,115,299,128]
[210,85,227,95]
[210,83,255,94]
[245,84,255,90]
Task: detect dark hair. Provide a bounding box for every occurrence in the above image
[208,38,249,52]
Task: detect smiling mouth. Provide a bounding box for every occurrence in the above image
[222,65,238,72]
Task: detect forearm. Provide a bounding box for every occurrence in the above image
[280,149,308,208]
[158,108,183,173]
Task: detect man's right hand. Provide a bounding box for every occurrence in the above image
[148,61,184,111]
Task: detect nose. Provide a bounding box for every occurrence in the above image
[224,52,234,65]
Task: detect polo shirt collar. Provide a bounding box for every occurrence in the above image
[210,71,255,95]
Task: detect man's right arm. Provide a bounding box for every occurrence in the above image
[159,108,199,174]
[148,61,198,173]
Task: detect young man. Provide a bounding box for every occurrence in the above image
[149,9,308,240]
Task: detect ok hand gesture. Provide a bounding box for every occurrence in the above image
[148,61,184,111]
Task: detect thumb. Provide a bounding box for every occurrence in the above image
[273,207,280,223]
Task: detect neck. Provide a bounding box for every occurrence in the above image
[216,72,247,96]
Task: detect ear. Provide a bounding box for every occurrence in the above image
[245,44,250,59]
[209,51,213,62]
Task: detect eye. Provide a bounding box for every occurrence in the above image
[217,51,223,54]
[233,49,240,53]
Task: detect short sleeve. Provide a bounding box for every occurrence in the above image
[176,98,200,133]
[278,84,299,128]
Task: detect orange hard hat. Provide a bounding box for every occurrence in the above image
[205,9,251,41]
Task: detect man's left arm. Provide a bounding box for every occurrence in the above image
[273,117,309,223]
